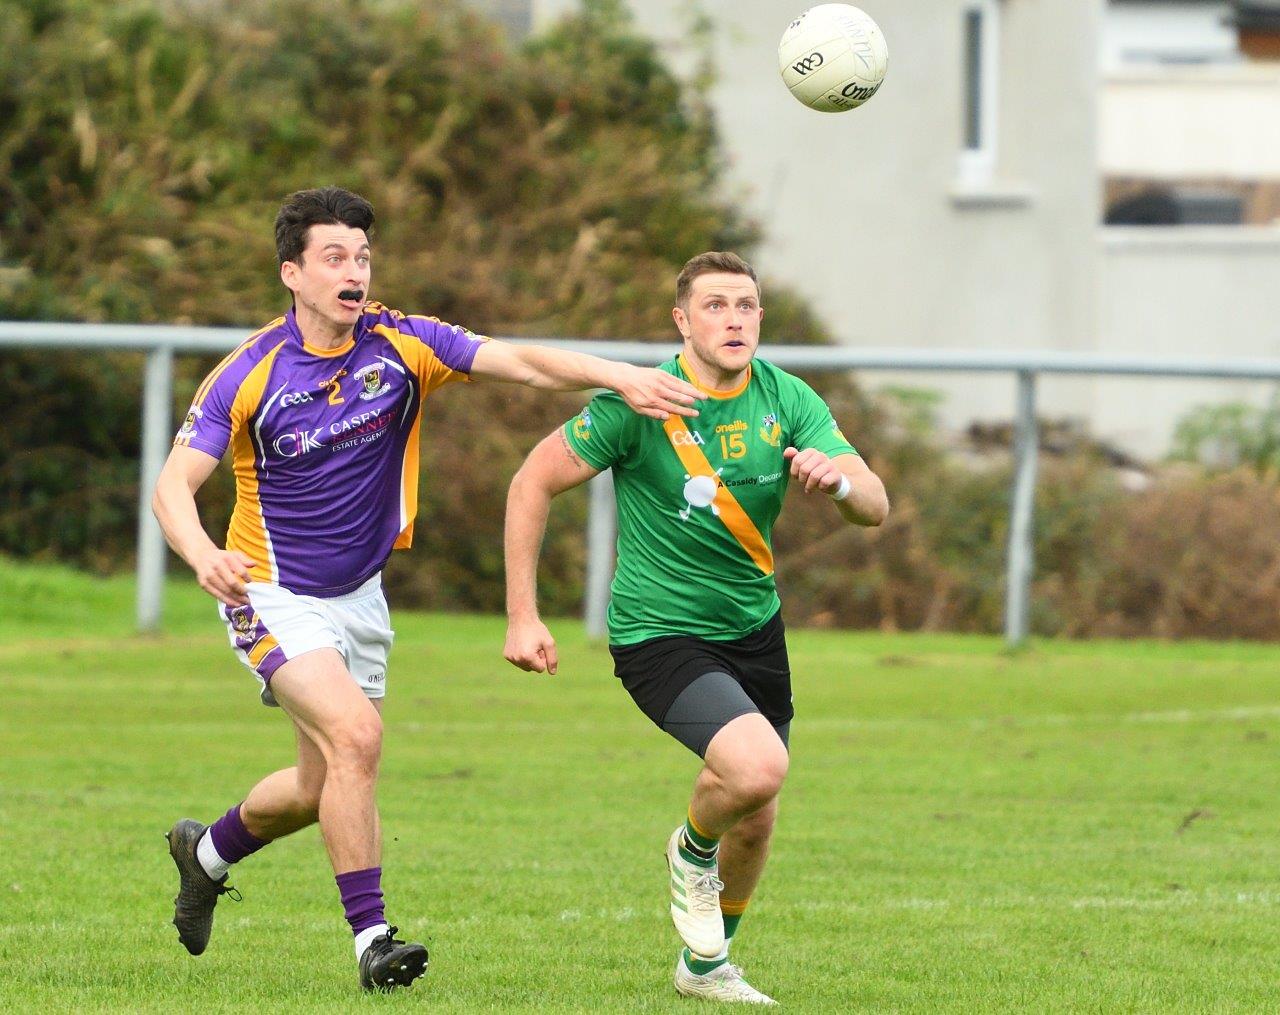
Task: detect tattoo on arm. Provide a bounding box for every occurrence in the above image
[557,429,585,468]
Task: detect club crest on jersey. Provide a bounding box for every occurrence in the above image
[230,606,255,636]
[354,363,390,401]
[573,408,593,441]
[830,416,849,443]
[178,405,203,437]
[759,412,781,447]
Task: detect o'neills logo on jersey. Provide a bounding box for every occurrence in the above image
[354,363,390,401]
[670,429,705,447]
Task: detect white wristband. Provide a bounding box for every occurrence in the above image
[830,474,852,501]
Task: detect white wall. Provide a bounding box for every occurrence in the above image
[528,1,1280,456]
[533,1,1103,430]
[1096,227,1280,452]
[1102,1,1237,69]
[1103,65,1280,179]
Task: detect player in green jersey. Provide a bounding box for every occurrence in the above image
[503,252,888,1005]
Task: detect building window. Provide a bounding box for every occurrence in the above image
[959,0,1000,186]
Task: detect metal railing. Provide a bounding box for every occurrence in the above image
[8,321,1280,644]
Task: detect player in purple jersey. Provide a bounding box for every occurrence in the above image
[151,186,702,991]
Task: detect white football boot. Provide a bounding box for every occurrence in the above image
[674,952,779,1005]
[666,826,725,957]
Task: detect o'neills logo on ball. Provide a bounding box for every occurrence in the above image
[354,363,390,401]
[829,81,881,107]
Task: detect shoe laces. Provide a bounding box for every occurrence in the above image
[716,964,768,1000]
[687,870,724,912]
[217,883,243,903]
[368,925,404,956]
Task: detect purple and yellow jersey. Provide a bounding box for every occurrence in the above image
[174,302,485,596]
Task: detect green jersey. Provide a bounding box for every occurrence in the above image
[564,354,857,645]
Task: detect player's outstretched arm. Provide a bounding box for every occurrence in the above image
[504,429,602,675]
[468,340,701,421]
[783,447,889,527]
[152,445,256,607]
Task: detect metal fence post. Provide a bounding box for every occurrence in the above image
[584,470,616,639]
[1005,370,1039,646]
[136,345,174,632]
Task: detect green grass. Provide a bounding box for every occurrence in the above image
[3,558,1280,1012]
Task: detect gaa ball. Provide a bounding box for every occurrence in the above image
[779,5,888,113]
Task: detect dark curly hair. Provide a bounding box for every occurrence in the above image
[274,187,375,265]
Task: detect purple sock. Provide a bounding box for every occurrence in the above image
[208,803,268,864]
[336,867,386,935]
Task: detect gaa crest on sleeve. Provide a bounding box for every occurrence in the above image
[573,407,593,442]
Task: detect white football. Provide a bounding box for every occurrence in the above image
[779,5,888,113]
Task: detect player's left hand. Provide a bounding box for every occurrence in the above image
[613,365,701,420]
[783,446,845,494]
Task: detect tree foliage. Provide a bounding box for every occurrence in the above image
[0,0,825,602]
[5,0,1276,639]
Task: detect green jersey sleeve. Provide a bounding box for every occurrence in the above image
[785,376,858,459]
[562,392,637,470]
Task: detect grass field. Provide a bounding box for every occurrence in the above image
[3,560,1280,1012]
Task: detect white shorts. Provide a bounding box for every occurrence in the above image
[218,573,394,707]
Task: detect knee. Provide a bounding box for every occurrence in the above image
[726,751,788,812]
[326,714,383,777]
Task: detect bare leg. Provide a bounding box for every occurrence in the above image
[267,648,383,874]
[240,700,383,847]
[717,798,779,904]
[239,721,327,840]
[688,713,788,906]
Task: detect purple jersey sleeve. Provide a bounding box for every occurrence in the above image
[173,331,282,459]
[397,314,485,374]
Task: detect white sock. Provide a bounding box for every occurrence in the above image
[354,923,390,961]
[196,829,231,880]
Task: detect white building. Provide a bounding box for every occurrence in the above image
[506,1,1280,455]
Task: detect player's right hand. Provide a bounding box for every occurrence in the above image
[193,549,256,607]
[504,617,559,675]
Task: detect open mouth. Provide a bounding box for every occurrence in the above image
[337,289,365,307]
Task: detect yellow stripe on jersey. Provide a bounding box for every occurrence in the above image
[661,416,774,577]
[373,322,480,394]
[393,399,424,550]
[224,340,289,584]
[247,633,280,667]
[192,318,284,409]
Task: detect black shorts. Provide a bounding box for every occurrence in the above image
[610,610,793,754]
